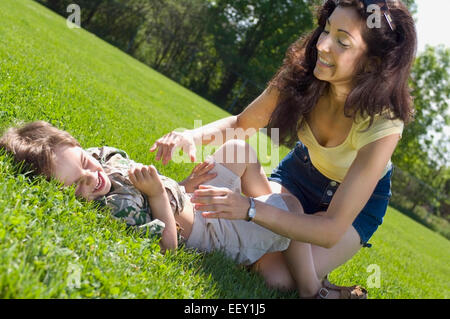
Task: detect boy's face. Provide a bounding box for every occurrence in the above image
[52,145,111,201]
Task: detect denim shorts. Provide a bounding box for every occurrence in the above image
[268,141,393,248]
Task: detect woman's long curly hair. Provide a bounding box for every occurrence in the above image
[267,0,417,147]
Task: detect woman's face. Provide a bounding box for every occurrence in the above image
[314,6,368,89]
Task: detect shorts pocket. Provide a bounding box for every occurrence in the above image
[370,192,391,201]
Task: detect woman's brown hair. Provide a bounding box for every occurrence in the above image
[267,0,417,147]
[0,121,80,178]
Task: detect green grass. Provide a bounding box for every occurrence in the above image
[0,0,448,298]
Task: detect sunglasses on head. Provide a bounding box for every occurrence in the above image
[360,0,395,31]
[336,0,396,31]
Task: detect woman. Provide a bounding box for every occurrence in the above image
[150,0,417,298]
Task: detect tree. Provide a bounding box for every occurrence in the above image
[205,0,315,108]
[132,0,210,73]
[392,45,450,214]
[393,45,450,175]
[37,0,149,53]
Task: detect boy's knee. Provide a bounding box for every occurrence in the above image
[220,139,258,164]
[222,139,249,153]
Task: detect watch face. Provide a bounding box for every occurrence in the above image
[247,198,256,221]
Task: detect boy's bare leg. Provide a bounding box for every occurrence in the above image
[177,140,269,242]
[210,140,272,197]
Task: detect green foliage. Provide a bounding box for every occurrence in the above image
[392,45,450,216]
[204,0,315,107]
[399,45,450,171]
[0,0,286,299]
[36,0,315,114]
[0,0,448,299]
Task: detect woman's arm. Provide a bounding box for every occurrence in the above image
[150,86,280,164]
[191,86,281,144]
[192,134,401,248]
[322,133,401,246]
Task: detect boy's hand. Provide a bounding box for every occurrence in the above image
[128,165,165,198]
[179,160,217,193]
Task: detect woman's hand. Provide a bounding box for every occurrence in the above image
[150,130,197,165]
[190,185,250,220]
[179,161,217,193]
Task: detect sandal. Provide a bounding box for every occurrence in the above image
[313,275,368,299]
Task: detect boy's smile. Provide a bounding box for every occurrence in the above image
[52,145,111,200]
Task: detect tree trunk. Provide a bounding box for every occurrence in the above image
[211,10,267,109]
[84,0,103,27]
[213,71,240,108]
[45,0,62,12]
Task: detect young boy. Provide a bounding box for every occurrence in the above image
[0,121,297,265]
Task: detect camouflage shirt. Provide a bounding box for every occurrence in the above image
[85,146,187,243]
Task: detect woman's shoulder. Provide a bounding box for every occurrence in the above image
[351,109,404,149]
[353,109,404,131]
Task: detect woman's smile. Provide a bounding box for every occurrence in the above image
[317,54,335,68]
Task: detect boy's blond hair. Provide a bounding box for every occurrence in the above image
[0,121,80,178]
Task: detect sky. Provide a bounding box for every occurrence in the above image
[415,0,450,53]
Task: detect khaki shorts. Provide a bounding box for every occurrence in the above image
[184,160,292,266]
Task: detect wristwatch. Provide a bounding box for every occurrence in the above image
[246,197,256,222]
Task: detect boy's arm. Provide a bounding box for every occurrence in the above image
[146,190,178,252]
[128,165,178,252]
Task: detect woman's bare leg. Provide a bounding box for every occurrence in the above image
[254,228,361,296]
[210,142,363,297]
[252,181,362,297]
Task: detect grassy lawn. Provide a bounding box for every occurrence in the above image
[0,0,448,299]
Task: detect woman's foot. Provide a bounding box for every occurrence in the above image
[301,276,368,299]
[318,277,368,299]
